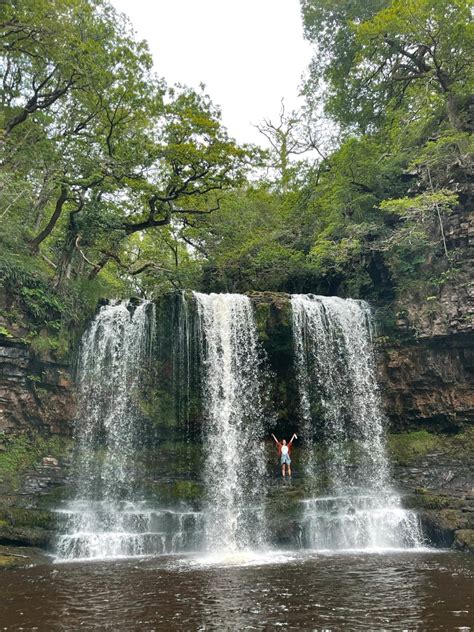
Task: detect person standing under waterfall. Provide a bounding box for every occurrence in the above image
[271,433,297,480]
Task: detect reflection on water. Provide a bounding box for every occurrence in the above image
[1,552,473,630]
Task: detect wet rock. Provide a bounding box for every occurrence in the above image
[376,209,473,432]
[271,519,305,547]
[0,544,51,569]
[41,456,59,468]
[0,288,76,436]
[453,529,474,553]
[419,507,474,548]
[0,524,52,547]
[0,338,76,435]
[379,340,474,432]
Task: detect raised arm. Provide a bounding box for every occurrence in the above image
[289,433,297,445]
[271,433,279,444]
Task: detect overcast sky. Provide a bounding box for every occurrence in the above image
[111,0,313,146]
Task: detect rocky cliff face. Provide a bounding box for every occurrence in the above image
[375,205,474,550]
[0,287,76,437]
[379,340,473,431]
[0,294,75,554]
[0,339,75,436]
[380,207,474,424]
[377,206,473,432]
[0,273,472,556]
[0,333,74,550]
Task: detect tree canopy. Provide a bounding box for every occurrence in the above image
[1,0,255,344]
[1,0,472,353]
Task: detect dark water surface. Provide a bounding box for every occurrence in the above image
[1,551,473,630]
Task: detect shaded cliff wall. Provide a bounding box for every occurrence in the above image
[375,202,474,551]
[380,339,473,431]
[145,290,474,550]
[0,292,75,551]
[0,289,76,436]
[378,206,473,432]
[0,278,472,552]
[0,339,75,436]
[148,288,473,441]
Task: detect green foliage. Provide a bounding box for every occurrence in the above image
[0,249,116,355]
[197,0,470,301]
[380,191,458,218]
[1,0,471,339]
[1,0,253,336]
[388,428,474,466]
[302,0,473,133]
[0,432,72,491]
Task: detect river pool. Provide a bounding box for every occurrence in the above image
[1,550,473,630]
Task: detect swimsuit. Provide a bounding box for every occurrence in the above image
[280,444,291,465]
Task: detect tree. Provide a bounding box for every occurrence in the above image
[1,0,253,293]
[257,100,309,190]
[301,0,473,132]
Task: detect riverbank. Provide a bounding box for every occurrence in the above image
[0,544,50,569]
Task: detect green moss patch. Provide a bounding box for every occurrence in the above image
[0,432,72,491]
[387,430,441,464]
[0,554,18,569]
[387,428,474,465]
[454,529,474,552]
[148,479,204,506]
[0,507,55,530]
[403,489,455,510]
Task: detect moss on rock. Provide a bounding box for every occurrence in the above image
[148,479,204,507]
[387,431,442,465]
[0,507,56,530]
[454,529,474,553]
[403,489,457,510]
[0,545,51,569]
[0,432,72,493]
[387,428,474,466]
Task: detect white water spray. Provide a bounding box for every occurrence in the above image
[194,292,268,553]
[55,301,203,560]
[291,295,423,550]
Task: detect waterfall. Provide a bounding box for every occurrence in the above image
[193,292,268,552]
[54,293,424,560]
[55,301,203,560]
[291,295,423,550]
[72,301,153,501]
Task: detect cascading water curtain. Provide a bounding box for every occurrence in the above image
[193,292,268,552]
[73,301,155,501]
[55,301,161,560]
[171,291,193,431]
[291,295,389,493]
[291,295,423,549]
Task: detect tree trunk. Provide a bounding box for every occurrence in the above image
[29,185,68,252]
[32,174,53,231]
[54,229,77,288]
[446,93,466,132]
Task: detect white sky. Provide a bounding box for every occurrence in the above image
[111,0,313,146]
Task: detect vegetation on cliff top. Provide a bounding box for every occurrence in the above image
[0,0,472,352]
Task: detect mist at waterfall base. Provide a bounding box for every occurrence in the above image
[55,293,424,564]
